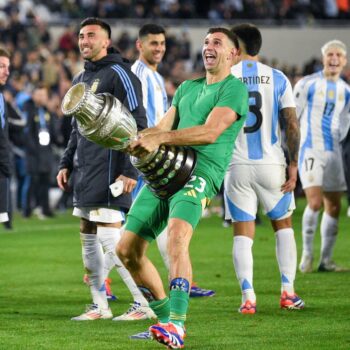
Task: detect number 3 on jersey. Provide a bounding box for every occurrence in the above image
[243,90,264,160]
[244,91,263,134]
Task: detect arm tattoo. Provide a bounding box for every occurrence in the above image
[281,107,300,165]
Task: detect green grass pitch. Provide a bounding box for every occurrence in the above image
[0,197,349,350]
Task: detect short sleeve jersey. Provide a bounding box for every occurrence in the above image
[231,60,296,165]
[294,71,350,162]
[132,59,168,127]
[172,74,248,193]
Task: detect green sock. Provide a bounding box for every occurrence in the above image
[149,297,170,323]
[169,290,189,327]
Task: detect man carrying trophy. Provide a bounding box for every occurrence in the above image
[56,17,156,321]
[60,25,248,347]
[116,27,248,348]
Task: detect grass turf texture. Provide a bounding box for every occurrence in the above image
[0,198,349,350]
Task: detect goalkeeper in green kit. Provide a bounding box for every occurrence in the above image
[117,27,248,349]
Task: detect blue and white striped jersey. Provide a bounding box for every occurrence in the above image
[132,60,168,127]
[230,60,295,165]
[294,71,350,160]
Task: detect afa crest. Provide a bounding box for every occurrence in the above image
[328,90,335,100]
[91,80,100,93]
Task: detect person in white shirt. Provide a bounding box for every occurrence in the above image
[224,23,304,313]
[294,39,350,273]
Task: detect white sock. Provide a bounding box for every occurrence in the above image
[80,233,108,309]
[97,226,148,306]
[275,228,296,295]
[96,226,121,280]
[233,236,255,303]
[156,228,170,270]
[320,212,338,263]
[301,206,320,256]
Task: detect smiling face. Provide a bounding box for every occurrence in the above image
[0,56,10,86]
[137,33,166,70]
[202,32,236,76]
[78,24,110,62]
[323,46,347,79]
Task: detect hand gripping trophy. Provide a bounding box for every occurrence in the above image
[61,83,196,199]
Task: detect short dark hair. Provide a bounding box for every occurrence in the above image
[80,17,111,39]
[139,24,165,39]
[231,23,262,56]
[207,27,239,49]
[0,47,10,59]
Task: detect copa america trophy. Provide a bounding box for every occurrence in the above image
[61,82,196,199]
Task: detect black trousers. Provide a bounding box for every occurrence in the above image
[30,172,51,215]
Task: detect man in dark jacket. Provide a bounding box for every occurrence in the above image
[56,18,154,321]
[23,83,56,219]
[0,48,11,225]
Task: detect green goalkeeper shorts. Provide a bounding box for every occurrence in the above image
[125,174,213,242]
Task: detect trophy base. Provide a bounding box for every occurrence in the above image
[132,146,197,199]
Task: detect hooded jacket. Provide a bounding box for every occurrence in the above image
[59,49,147,210]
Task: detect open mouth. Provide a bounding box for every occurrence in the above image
[204,53,216,64]
[329,63,339,68]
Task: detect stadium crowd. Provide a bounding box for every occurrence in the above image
[0,0,350,23]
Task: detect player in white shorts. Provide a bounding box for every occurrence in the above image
[224,24,304,314]
[295,39,350,273]
[56,18,156,322]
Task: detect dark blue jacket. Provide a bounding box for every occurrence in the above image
[59,49,147,211]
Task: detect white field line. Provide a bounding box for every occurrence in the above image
[1,223,77,234]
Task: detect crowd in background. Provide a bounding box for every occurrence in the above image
[1,1,350,226]
[0,0,350,23]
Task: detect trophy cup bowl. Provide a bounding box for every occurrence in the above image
[61,83,196,199]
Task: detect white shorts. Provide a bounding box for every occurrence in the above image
[0,212,9,223]
[299,148,346,191]
[73,207,125,224]
[224,164,295,222]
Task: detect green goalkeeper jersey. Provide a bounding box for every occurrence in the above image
[172,74,248,195]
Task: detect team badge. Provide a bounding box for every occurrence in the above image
[328,90,335,99]
[308,174,314,182]
[91,79,100,93]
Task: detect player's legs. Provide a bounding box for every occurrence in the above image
[271,216,304,309]
[299,186,323,272]
[96,221,150,306]
[224,165,258,313]
[233,221,256,313]
[167,217,193,321]
[90,206,156,320]
[117,230,166,297]
[272,217,296,294]
[116,229,169,320]
[318,191,343,271]
[72,217,112,320]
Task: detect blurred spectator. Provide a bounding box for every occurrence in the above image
[7,8,26,46]
[0,0,349,22]
[22,83,58,219]
[116,31,133,52]
[58,24,77,53]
